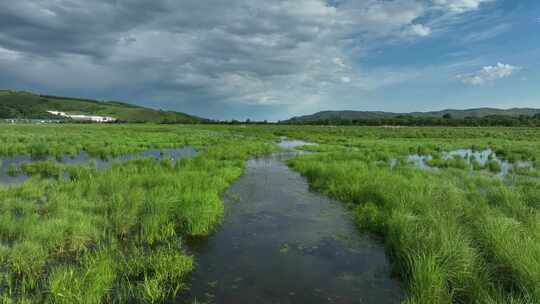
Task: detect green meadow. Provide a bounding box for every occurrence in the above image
[0,124,539,303]
[281,126,540,304]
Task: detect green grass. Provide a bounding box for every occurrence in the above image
[487,160,502,173]
[0,124,539,303]
[0,124,221,158]
[283,125,540,304]
[0,125,275,303]
[7,164,19,177]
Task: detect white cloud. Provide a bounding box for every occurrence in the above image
[405,24,432,37]
[333,57,347,69]
[0,47,22,61]
[458,63,519,85]
[433,0,494,13]
[458,23,510,43]
[338,0,426,37]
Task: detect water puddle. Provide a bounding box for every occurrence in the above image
[181,140,401,303]
[277,138,317,151]
[406,148,534,177]
[0,147,197,186]
[407,154,437,171]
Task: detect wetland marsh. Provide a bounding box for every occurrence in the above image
[0,124,539,303]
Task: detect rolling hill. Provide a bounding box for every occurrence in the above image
[284,108,540,124]
[0,90,207,123]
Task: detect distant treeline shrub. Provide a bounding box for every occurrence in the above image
[281,115,540,127]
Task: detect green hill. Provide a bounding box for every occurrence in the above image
[284,108,540,124]
[0,90,207,123]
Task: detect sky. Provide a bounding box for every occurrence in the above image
[0,0,539,121]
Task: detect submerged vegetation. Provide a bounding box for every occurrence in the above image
[0,124,539,303]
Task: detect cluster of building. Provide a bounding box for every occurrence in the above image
[46,111,116,123]
[4,119,62,124]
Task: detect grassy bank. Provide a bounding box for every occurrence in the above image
[0,125,274,303]
[285,126,540,303]
[0,124,226,159]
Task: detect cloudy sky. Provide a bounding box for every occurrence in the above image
[0,0,539,120]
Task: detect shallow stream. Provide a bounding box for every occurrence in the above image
[181,140,401,303]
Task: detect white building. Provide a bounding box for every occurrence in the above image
[47,111,116,123]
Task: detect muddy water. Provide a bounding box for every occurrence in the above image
[182,141,401,304]
[0,147,197,185]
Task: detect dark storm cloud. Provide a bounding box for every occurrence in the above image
[0,0,493,120]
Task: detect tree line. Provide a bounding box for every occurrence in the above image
[278,114,540,127]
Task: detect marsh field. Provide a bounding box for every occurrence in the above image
[0,124,539,304]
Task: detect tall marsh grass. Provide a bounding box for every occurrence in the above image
[0,126,275,303]
[1,124,539,303]
[289,149,540,303]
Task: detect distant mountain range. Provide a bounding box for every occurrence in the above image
[0,90,207,123]
[2,89,539,125]
[284,108,540,124]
